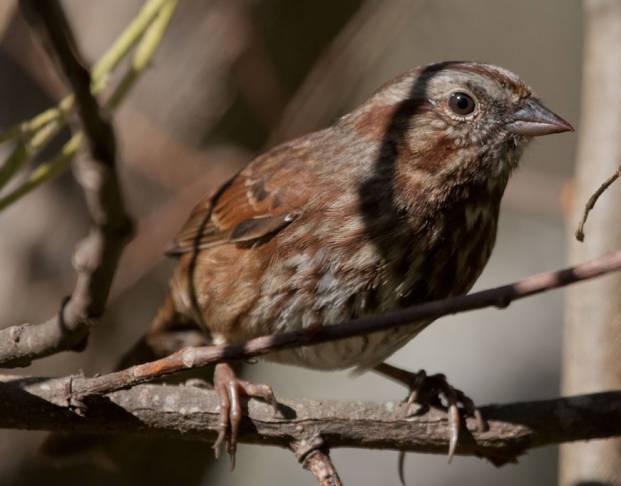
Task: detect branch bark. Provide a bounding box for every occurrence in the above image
[0,0,133,367]
[0,374,620,467]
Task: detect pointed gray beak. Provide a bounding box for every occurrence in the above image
[506,99,574,136]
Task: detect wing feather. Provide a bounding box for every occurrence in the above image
[166,151,313,256]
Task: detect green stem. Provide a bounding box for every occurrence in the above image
[107,0,178,109]
[0,109,71,193]
[91,0,170,83]
[0,143,29,190]
[0,0,178,210]
[0,134,81,211]
[0,0,170,146]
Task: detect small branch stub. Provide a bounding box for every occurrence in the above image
[303,450,343,486]
[291,436,343,485]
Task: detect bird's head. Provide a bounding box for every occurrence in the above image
[347,61,573,188]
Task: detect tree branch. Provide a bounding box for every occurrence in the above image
[0,1,133,367]
[0,374,619,467]
[66,248,621,398]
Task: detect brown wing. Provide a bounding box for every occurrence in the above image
[166,152,312,256]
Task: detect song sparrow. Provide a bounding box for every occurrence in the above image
[152,61,572,463]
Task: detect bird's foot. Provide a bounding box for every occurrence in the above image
[374,363,487,466]
[213,362,278,469]
[402,369,487,461]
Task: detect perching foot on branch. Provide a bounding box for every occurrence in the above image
[213,362,278,469]
[374,363,488,481]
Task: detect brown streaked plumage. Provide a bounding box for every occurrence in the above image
[153,61,573,462]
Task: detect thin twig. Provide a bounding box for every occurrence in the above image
[106,0,178,110]
[0,0,167,144]
[1,375,620,466]
[575,164,621,241]
[20,1,115,162]
[66,248,621,397]
[0,0,174,208]
[0,0,133,367]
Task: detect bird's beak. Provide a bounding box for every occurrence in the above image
[505,99,574,136]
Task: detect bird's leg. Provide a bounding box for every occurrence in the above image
[374,363,488,462]
[212,362,278,469]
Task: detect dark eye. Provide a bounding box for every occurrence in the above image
[448,92,476,116]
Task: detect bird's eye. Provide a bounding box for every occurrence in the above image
[448,92,476,116]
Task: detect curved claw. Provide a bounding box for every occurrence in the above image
[455,389,489,433]
[447,403,460,463]
[228,448,236,471]
[398,450,406,486]
[213,373,231,460]
[474,409,488,432]
[443,385,460,463]
[373,363,485,472]
[226,379,241,469]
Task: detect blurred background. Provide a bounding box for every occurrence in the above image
[0,0,592,484]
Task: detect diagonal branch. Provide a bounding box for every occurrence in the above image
[68,248,621,398]
[0,1,133,367]
[1,374,620,467]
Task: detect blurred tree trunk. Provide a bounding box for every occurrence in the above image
[560,1,621,485]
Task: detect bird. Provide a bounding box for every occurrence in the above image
[146,61,573,465]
